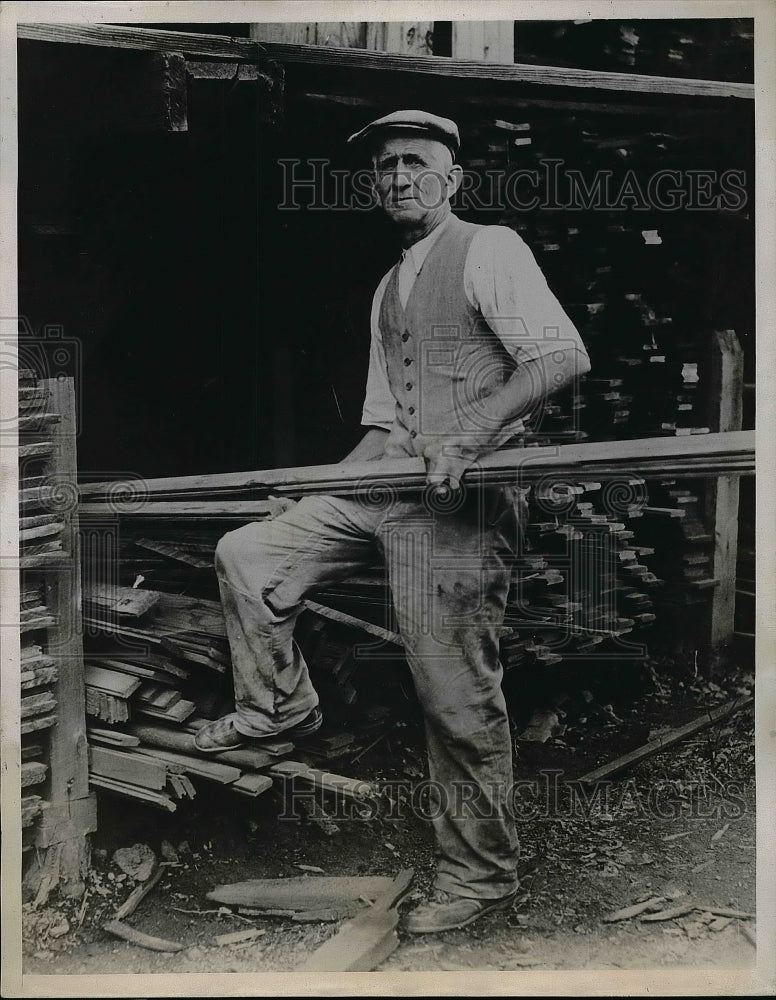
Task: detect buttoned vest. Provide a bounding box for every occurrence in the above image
[379,215,517,454]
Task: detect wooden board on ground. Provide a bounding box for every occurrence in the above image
[579,696,753,784]
[298,869,414,972]
[207,875,396,910]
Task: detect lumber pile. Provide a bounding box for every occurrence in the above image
[80,583,381,810]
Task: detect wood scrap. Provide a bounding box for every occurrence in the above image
[113,865,165,920]
[84,585,160,618]
[602,897,665,922]
[298,869,414,972]
[103,920,184,952]
[579,697,753,784]
[89,774,177,812]
[640,902,697,922]
[207,875,395,911]
[214,927,267,947]
[231,774,273,797]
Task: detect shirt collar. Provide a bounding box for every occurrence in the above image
[400,216,450,275]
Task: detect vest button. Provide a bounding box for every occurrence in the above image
[405,382,413,391]
[403,357,412,366]
[401,333,410,342]
[408,406,416,415]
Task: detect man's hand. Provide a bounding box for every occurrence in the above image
[415,433,484,491]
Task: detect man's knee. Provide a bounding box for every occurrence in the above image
[215,523,268,576]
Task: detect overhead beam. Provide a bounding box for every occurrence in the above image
[17,24,753,101]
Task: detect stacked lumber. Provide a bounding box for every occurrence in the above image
[81,584,379,810]
[510,18,753,82]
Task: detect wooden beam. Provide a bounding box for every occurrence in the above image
[258,42,754,100]
[17,24,753,100]
[19,22,259,60]
[705,331,745,650]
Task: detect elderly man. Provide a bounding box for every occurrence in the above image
[195,111,590,933]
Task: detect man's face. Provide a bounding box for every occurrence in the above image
[371,136,454,226]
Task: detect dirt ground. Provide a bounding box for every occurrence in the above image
[21,662,757,977]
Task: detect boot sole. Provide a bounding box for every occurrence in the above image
[404,892,517,934]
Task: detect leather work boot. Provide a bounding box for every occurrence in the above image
[403,888,517,934]
[193,708,323,753]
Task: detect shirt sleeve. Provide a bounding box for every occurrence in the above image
[464,226,590,367]
[360,270,397,431]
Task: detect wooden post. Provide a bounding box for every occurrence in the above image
[704,330,744,657]
[24,379,96,900]
[452,21,514,63]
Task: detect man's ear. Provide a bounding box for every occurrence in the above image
[446,163,464,199]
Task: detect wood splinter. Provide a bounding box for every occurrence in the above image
[103,919,184,952]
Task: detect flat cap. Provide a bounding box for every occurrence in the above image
[347,109,460,156]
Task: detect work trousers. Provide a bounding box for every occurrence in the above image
[214,485,525,900]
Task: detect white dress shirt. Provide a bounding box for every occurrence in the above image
[361,217,589,430]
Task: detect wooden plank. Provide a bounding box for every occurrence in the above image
[89,774,177,812]
[19,22,259,59]
[21,713,57,735]
[18,22,754,100]
[87,728,141,748]
[132,746,241,784]
[84,585,160,618]
[124,722,278,770]
[231,773,274,797]
[137,699,195,724]
[78,431,756,501]
[298,870,414,972]
[705,331,744,649]
[207,875,395,909]
[303,600,403,646]
[84,664,142,699]
[258,41,754,100]
[579,697,753,784]
[89,746,168,790]
[21,692,57,719]
[78,499,289,518]
[266,760,374,800]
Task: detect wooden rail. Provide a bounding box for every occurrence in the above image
[17,24,753,101]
